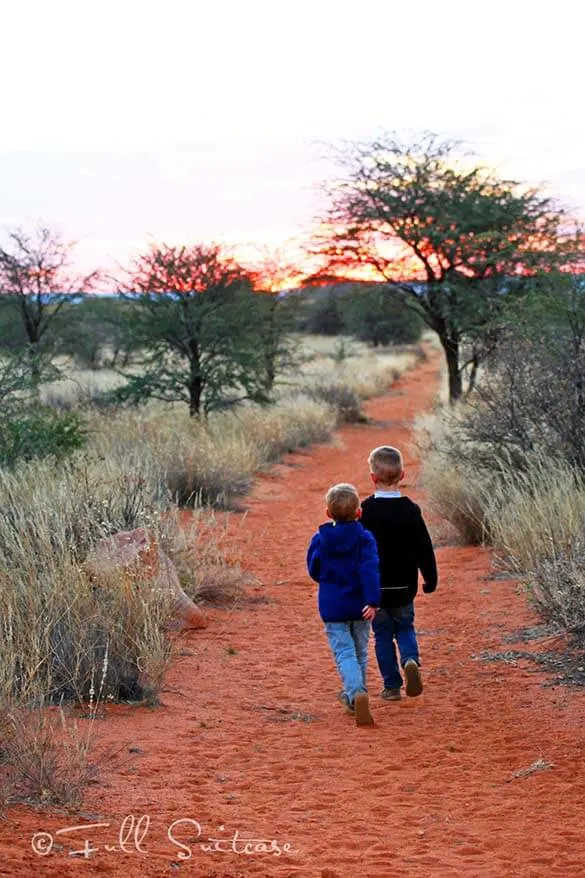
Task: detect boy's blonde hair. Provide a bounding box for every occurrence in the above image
[368,445,403,485]
[325,483,360,522]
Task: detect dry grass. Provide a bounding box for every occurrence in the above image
[414,410,491,545]
[0,703,102,807]
[41,337,422,411]
[168,512,249,607]
[83,341,419,510]
[297,341,422,398]
[418,406,585,637]
[286,339,423,427]
[0,480,238,807]
[0,648,124,808]
[88,408,264,508]
[509,757,555,782]
[484,452,585,635]
[40,364,127,409]
[0,336,422,807]
[295,334,366,360]
[0,458,177,705]
[1,340,418,706]
[86,395,335,510]
[485,452,585,573]
[230,396,336,459]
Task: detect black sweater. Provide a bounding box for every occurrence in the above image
[360,495,438,608]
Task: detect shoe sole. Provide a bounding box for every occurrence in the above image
[404,660,423,697]
[354,692,374,726]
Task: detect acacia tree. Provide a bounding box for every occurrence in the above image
[0,225,98,387]
[253,250,303,394]
[252,290,301,395]
[310,133,575,401]
[117,243,270,416]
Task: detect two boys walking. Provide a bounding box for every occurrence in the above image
[307,445,438,726]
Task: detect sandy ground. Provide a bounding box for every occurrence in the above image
[2,353,585,877]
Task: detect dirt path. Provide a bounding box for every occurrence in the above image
[3,354,585,877]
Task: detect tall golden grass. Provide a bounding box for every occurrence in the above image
[485,453,585,635]
[2,341,420,705]
[1,338,421,806]
[415,410,491,545]
[419,408,585,637]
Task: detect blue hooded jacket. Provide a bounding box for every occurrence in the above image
[306,521,381,622]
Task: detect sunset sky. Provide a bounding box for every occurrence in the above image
[1,0,583,279]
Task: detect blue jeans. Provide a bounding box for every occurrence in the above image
[324,620,371,703]
[372,603,419,690]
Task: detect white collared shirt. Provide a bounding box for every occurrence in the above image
[374,490,402,499]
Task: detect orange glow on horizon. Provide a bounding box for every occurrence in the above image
[234,216,585,291]
[234,236,425,291]
[242,224,585,290]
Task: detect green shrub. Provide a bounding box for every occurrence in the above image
[297,287,345,335]
[341,285,423,346]
[0,408,86,469]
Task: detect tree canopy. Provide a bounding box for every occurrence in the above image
[0,225,98,386]
[309,132,580,400]
[115,243,272,416]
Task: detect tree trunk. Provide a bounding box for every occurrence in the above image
[263,305,277,393]
[265,353,276,393]
[466,354,480,396]
[28,342,42,399]
[187,338,203,416]
[439,335,463,403]
[188,375,203,417]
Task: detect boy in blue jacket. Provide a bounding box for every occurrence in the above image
[307,483,381,726]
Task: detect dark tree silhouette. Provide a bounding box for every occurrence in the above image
[0,225,98,388]
[309,133,578,401]
[117,243,270,416]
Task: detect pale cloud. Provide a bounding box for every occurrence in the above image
[1,0,583,271]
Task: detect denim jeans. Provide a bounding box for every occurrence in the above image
[324,619,371,703]
[372,603,419,690]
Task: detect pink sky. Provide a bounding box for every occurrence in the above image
[1,0,583,278]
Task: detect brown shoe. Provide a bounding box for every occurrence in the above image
[354,691,374,726]
[381,687,402,701]
[404,659,423,697]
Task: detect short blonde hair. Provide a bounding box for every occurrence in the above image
[368,445,403,484]
[325,483,360,522]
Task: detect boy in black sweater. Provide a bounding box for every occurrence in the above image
[360,445,438,700]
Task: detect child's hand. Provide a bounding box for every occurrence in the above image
[362,605,377,621]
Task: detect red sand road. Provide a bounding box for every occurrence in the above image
[3,354,585,877]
